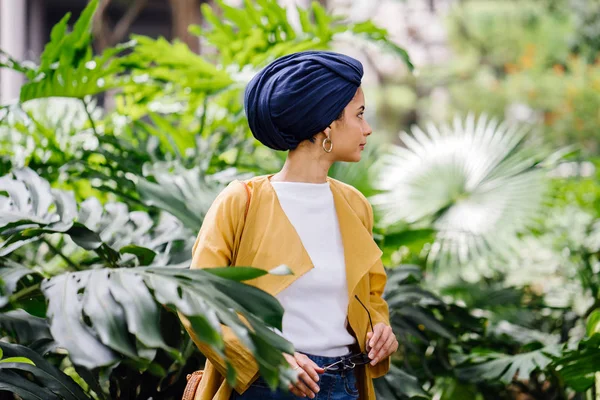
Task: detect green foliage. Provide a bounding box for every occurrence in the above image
[0,341,91,400]
[0,168,296,397]
[378,266,485,399]
[0,309,52,345]
[371,114,551,270]
[192,0,413,71]
[7,0,600,399]
[442,0,600,155]
[570,0,600,62]
[455,346,561,384]
[374,365,430,400]
[554,334,600,391]
[17,0,133,102]
[0,1,415,399]
[447,1,572,69]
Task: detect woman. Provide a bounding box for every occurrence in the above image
[181,51,398,400]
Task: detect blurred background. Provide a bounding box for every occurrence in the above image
[0,0,600,399]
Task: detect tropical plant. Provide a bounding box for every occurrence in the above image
[0,0,417,399]
[0,168,298,399]
[0,341,92,400]
[440,0,600,154]
[371,114,551,271]
[374,266,485,400]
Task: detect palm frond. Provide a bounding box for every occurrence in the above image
[372,114,550,268]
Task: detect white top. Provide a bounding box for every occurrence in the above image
[271,181,356,357]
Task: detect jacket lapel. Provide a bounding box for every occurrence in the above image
[242,176,382,300]
[241,177,315,296]
[329,180,382,298]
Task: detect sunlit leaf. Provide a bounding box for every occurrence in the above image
[372,114,552,268]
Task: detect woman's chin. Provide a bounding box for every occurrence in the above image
[338,153,362,163]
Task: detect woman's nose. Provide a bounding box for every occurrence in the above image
[365,121,373,136]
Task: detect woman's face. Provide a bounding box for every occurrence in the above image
[329,87,372,162]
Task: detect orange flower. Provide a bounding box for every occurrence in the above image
[505,63,519,74]
[527,89,537,99]
[544,111,557,126]
[553,64,565,75]
[520,44,536,69]
[520,54,535,69]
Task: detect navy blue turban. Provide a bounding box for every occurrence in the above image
[244,51,363,151]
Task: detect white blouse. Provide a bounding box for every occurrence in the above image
[271,181,356,357]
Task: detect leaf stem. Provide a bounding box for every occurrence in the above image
[9,282,41,303]
[198,94,209,138]
[81,97,99,136]
[42,238,83,271]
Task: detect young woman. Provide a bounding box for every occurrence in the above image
[182,51,398,400]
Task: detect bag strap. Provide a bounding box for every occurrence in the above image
[241,181,251,220]
[231,180,251,266]
[182,370,204,400]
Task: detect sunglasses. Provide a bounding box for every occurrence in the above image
[322,295,374,372]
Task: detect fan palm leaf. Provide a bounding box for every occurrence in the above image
[371,114,549,268]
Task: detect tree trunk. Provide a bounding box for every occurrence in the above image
[167,0,204,54]
[91,0,148,53]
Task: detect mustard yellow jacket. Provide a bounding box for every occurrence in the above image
[181,175,390,400]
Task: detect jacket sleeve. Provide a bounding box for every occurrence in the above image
[363,197,392,378]
[178,181,259,392]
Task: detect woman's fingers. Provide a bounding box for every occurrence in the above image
[295,355,321,394]
[368,324,398,365]
[286,353,322,398]
[368,324,389,359]
[288,384,307,398]
[372,331,398,365]
[367,326,382,353]
[287,368,313,398]
[297,354,324,382]
[293,375,316,398]
[366,332,373,351]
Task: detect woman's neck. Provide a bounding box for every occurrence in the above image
[271,147,333,183]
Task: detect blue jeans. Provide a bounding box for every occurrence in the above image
[230,353,360,400]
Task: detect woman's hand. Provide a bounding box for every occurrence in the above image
[366,323,398,366]
[283,352,324,398]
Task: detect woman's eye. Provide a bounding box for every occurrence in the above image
[358,112,364,119]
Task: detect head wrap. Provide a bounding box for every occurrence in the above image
[244,51,363,151]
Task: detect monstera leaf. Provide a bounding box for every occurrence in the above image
[385,266,483,344]
[40,266,293,383]
[455,345,561,384]
[553,333,600,392]
[374,364,430,400]
[0,341,90,400]
[0,167,191,267]
[137,163,249,234]
[0,98,102,175]
[0,309,52,345]
[380,265,484,397]
[0,167,296,386]
[0,259,38,307]
[372,114,550,268]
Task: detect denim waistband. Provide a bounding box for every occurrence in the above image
[300,352,356,374]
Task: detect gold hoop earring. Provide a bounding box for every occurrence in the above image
[322,137,333,153]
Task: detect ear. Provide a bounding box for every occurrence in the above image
[323,126,332,138]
